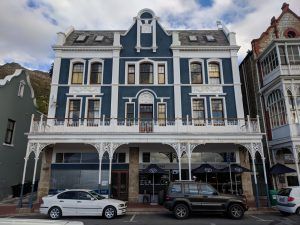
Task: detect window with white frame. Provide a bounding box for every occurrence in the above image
[158,64,165,84]
[4,119,15,145]
[278,46,288,65]
[71,63,84,84]
[208,62,221,84]
[128,65,135,84]
[260,48,279,76]
[18,82,25,97]
[157,103,166,126]
[140,62,153,84]
[89,62,102,84]
[87,99,100,126]
[68,99,81,126]
[267,90,287,128]
[287,45,300,65]
[126,103,134,126]
[190,62,203,84]
[211,99,225,125]
[192,99,205,126]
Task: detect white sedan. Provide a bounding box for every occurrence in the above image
[40,189,127,219]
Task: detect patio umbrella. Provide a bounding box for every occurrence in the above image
[270,163,296,174]
[192,163,219,183]
[142,164,165,204]
[221,164,251,195]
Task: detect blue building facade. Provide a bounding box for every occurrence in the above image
[24,9,266,204]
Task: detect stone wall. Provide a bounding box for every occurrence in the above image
[240,150,254,202]
[37,148,53,201]
[128,147,139,203]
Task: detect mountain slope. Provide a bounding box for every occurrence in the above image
[0,63,51,114]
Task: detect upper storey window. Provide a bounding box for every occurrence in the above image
[158,64,165,84]
[128,65,135,84]
[260,48,279,77]
[140,63,153,84]
[267,90,287,128]
[278,45,300,65]
[208,62,221,84]
[190,62,202,84]
[90,62,102,84]
[71,63,84,84]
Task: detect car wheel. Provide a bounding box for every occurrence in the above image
[174,204,189,219]
[296,207,300,216]
[48,206,62,220]
[103,206,116,219]
[280,210,291,216]
[228,204,244,219]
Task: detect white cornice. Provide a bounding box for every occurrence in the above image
[171,45,240,51]
[52,45,122,51]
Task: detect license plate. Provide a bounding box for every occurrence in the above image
[278,196,286,203]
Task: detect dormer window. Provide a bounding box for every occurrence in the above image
[76,35,87,42]
[189,35,198,42]
[208,62,221,84]
[95,35,104,41]
[205,35,215,42]
[90,62,102,84]
[71,63,84,84]
[140,63,153,84]
[190,62,203,84]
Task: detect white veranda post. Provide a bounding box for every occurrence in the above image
[292,145,300,186]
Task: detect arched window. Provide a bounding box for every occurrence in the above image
[267,90,287,128]
[190,62,203,84]
[90,62,102,84]
[71,63,84,84]
[208,62,221,84]
[139,62,153,84]
[287,31,296,38]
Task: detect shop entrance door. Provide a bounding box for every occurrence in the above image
[139,104,153,133]
[111,171,128,200]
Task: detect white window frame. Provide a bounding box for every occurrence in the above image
[189,59,205,84]
[207,59,224,84]
[65,97,83,121]
[18,80,26,97]
[85,97,102,119]
[87,58,104,85]
[125,59,168,85]
[125,62,136,85]
[125,101,135,125]
[157,102,167,125]
[68,58,86,85]
[190,97,207,125]
[210,97,227,124]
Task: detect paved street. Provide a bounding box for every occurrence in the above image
[1,212,300,225]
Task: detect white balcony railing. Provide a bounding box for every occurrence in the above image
[29,114,261,134]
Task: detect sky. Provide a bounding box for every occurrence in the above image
[0,0,299,72]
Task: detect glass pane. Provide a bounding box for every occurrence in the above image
[64,153,81,163]
[191,62,202,84]
[72,63,83,84]
[118,153,126,163]
[140,63,153,84]
[171,184,182,193]
[81,153,98,163]
[143,152,150,163]
[56,153,64,163]
[208,62,220,80]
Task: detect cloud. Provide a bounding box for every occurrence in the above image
[0,0,299,71]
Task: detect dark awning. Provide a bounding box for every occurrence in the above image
[270,163,296,175]
[220,164,251,173]
[192,163,219,173]
[142,164,165,174]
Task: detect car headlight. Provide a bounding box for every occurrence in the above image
[118,203,125,207]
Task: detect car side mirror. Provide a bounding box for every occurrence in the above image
[91,197,96,201]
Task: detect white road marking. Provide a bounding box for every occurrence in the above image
[249,215,273,222]
[210,223,216,225]
[130,214,136,222]
[123,214,137,223]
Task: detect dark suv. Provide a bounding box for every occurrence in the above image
[164,181,248,219]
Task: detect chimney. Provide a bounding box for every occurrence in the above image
[281,3,289,12]
[270,16,276,25]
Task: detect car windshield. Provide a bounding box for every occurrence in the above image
[88,191,105,200]
[278,188,291,196]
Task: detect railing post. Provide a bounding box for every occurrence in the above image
[102,115,105,126]
[247,115,251,132]
[29,114,35,132]
[256,115,261,132]
[187,115,189,125]
[38,114,44,132]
